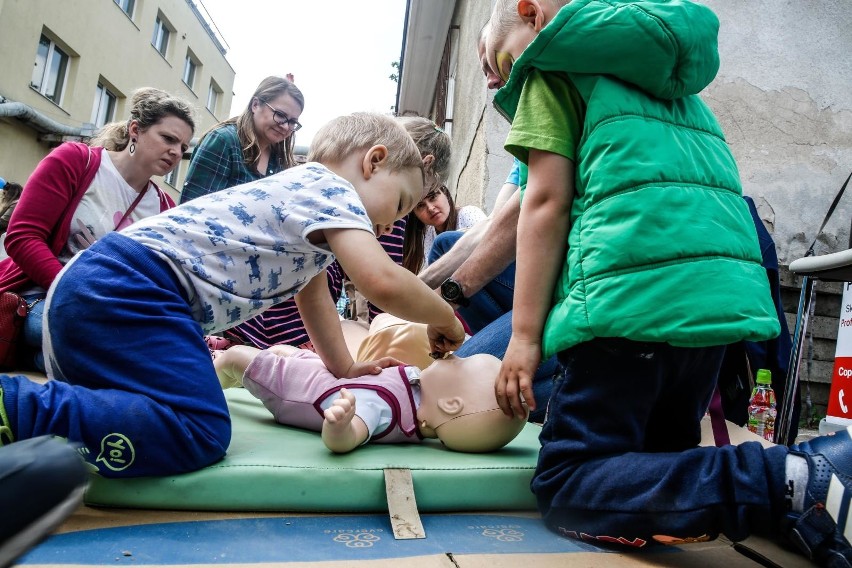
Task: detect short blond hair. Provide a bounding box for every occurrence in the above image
[490,0,567,48]
[308,112,423,174]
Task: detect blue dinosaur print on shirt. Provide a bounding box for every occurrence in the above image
[227,306,242,324]
[245,188,271,201]
[268,267,284,290]
[179,239,205,259]
[229,203,256,227]
[167,215,196,225]
[214,251,235,270]
[246,254,261,283]
[292,256,306,272]
[346,203,367,216]
[131,228,168,242]
[205,218,234,238]
[321,186,348,199]
[201,303,215,324]
[189,258,211,279]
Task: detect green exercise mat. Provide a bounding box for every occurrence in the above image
[85,388,541,512]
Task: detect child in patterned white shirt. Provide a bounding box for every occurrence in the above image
[0,112,465,479]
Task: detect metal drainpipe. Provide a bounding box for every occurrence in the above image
[0,97,95,138]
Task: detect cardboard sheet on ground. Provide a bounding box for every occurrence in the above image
[85,388,540,512]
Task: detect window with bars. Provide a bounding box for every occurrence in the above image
[30,34,70,105]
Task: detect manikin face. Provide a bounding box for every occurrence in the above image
[413,187,451,230]
[130,115,193,177]
[251,92,302,147]
[416,354,527,452]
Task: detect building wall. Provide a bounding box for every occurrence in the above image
[0,0,235,200]
[697,0,852,266]
[445,0,511,214]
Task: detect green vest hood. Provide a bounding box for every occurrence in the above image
[494,0,721,119]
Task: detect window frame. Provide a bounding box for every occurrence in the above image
[114,0,135,18]
[163,161,180,188]
[151,15,172,57]
[30,34,70,105]
[91,82,118,128]
[182,52,198,90]
[206,80,221,114]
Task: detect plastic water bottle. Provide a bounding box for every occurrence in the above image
[746,369,777,441]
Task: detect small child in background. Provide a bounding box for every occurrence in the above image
[485,0,850,565]
[0,112,464,478]
[214,345,527,454]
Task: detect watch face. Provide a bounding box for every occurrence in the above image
[442,280,461,300]
[441,279,464,304]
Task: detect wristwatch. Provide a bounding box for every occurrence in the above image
[440,278,470,307]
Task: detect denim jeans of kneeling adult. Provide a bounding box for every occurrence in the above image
[428,231,515,335]
[22,291,47,372]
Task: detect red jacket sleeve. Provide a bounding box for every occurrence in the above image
[4,143,93,289]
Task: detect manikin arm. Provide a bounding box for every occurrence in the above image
[322,388,370,453]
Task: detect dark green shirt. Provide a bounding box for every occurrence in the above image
[180,123,282,204]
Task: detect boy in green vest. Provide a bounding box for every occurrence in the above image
[485,0,852,564]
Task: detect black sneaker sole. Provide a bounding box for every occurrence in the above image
[0,483,86,568]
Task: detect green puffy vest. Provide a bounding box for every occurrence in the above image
[493,0,780,357]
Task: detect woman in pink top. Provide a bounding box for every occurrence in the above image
[0,87,195,371]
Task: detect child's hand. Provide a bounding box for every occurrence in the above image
[343,356,404,378]
[427,318,465,357]
[495,337,540,419]
[324,388,357,426]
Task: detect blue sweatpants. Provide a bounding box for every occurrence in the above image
[533,338,790,547]
[0,233,231,477]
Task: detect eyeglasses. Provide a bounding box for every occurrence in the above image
[262,100,302,131]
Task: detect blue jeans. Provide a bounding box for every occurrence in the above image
[533,338,789,545]
[22,291,46,372]
[428,231,515,335]
[430,231,557,422]
[456,311,556,423]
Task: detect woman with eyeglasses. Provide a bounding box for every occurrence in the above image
[180,75,343,354]
[180,75,304,204]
